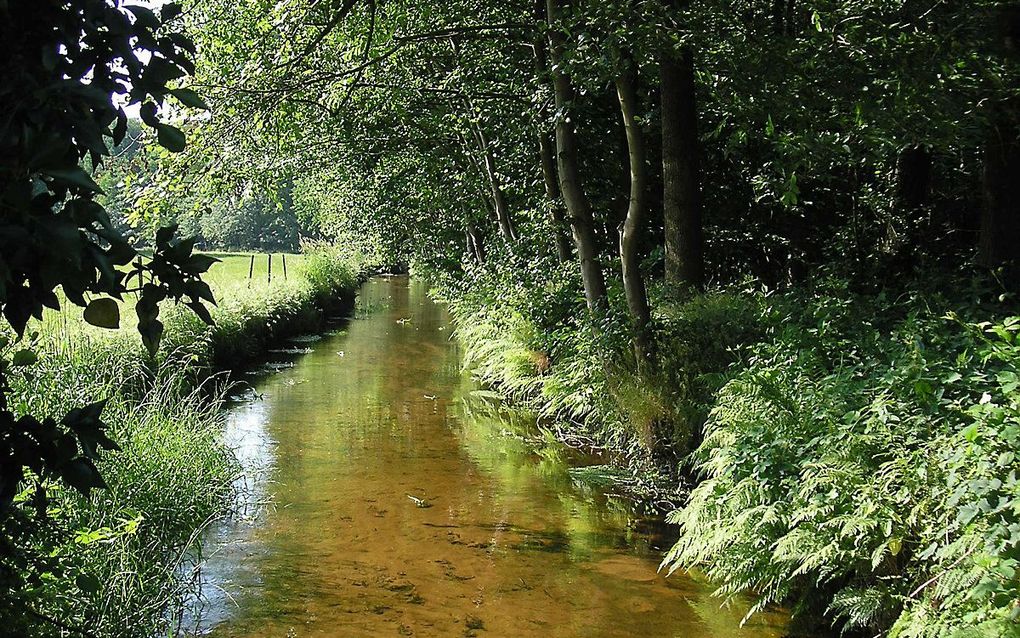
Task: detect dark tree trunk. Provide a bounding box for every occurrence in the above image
[546,0,607,311]
[539,132,574,261]
[660,46,704,291]
[895,144,932,211]
[978,106,1020,267]
[533,0,573,262]
[615,65,654,368]
[978,8,1020,269]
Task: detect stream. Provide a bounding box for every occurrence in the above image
[184,275,788,637]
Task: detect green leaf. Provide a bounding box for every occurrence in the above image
[43,168,105,194]
[186,300,213,325]
[161,2,183,21]
[812,11,823,32]
[170,88,208,110]
[139,102,159,128]
[125,4,160,30]
[75,573,102,594]
[888,537,902,556]
[962,422,980,443]
[183,254,219,275]
[138,317,164,357]
[62,458,106,495]
[156,124,186,152]
[155,224,179,246]
[83,298,120,329]
[12,349,37,366]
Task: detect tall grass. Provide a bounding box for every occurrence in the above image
[1,244,364,637]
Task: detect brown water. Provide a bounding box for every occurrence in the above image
[186,276,787,638]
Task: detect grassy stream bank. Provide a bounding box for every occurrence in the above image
[443,261,1020,638]
[0,247,364,637]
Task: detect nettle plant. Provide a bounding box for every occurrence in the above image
[0,2,214,521]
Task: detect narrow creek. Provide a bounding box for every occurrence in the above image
[185,275,788,637]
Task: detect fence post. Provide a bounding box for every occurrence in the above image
[248,254,255,288]
[267,253,272,284]
[282,254,288,280]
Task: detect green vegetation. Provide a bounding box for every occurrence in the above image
[0,245,361,635]
[664,280,1020,636]
[4,0,1020,636]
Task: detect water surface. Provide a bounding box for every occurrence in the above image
[188,276,787,637]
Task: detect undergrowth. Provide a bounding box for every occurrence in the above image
[443,253,1020,637]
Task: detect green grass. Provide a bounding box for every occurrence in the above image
[2,244,365,637]
[199,252,306,290]
[34,252,307,339]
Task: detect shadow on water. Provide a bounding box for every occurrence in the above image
[182,275,788,637]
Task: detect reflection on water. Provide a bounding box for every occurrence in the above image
[185,276,787,637]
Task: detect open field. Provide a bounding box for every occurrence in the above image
[33,252,306,339]
[199,252,305,290]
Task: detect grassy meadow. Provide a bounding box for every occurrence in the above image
[3,246,362,637]
[35,252,306,337]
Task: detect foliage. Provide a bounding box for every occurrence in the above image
[2,348,235,636]
[0,0,217,534]
[28,0,1016,635]
[662,277,1020,636]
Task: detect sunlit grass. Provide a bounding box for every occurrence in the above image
[6,245,363,636]
[34,252,306,341]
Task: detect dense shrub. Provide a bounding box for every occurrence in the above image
[662,284,1020,637]
[448,258,1020,636]
[446,258,768,504]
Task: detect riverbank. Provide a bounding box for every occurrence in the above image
[0,245,365,637]
[442,261,1020,637]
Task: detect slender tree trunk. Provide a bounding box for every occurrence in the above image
[660,46,704,291]
[546,0,607,311]
[533,0,573,262]
[470,121,518,241]
[467,224,486,264]
[539,132,573,261]
[616,65,654,368]
[459,134,507,240]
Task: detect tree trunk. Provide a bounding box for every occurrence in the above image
[978,104,1020,268]
[660,46,704,291]
[546,0,607,311]
[533,0,573,262]
[977,7,1020,269]
[615,66,654,368]
[895,144,931,211]
[539,132,573,261]
[470,121,518,242]
[459,133,509,241]
[467,224,486,264]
